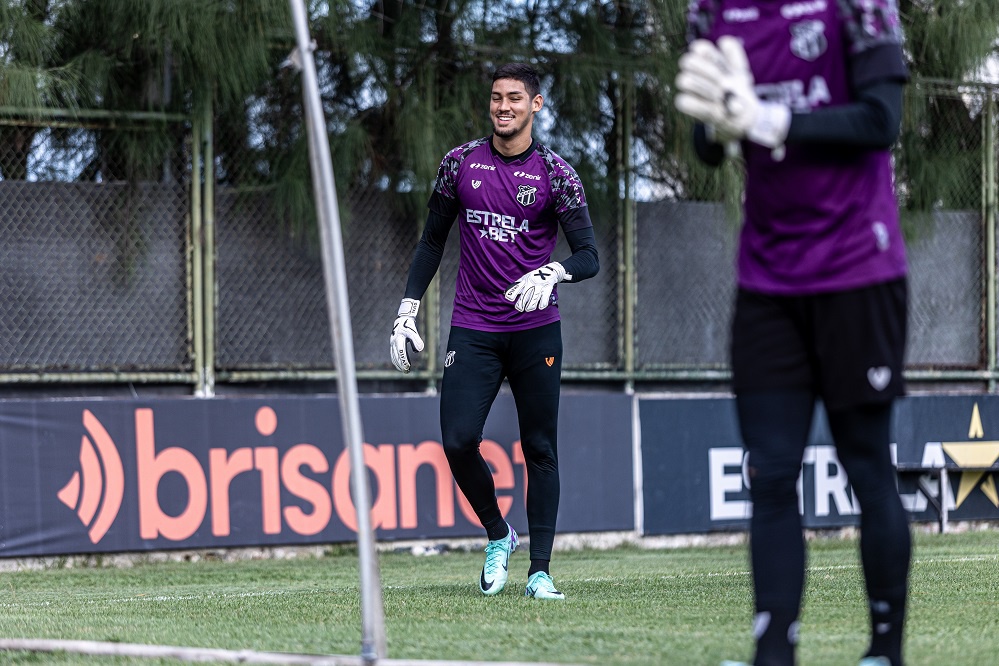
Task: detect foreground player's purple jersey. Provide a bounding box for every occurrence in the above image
[689,0,908,294]
[433,137,590,332]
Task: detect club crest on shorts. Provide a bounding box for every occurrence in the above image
[444,351,456,367]
[516,184,537,206]
[867,366,891,391]
[545,356,555,367]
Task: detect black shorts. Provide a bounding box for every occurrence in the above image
[440,322,563,441]
[730,278,907,411]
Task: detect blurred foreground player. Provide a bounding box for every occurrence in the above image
[675,2,912,664]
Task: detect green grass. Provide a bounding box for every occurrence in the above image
[1,531,998,664]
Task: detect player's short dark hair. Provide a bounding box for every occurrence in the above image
[493,63,541,99]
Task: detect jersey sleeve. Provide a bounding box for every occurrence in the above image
[560,226,599,283]
[428,189,459,219]
[536,145,584,212]
[404,207,455,300]
[840,0,905,53]
[549,161,591,233]
[430,138,490,213]
[839,0,909,87]
[432,148,461,201]
[686,0,719,43]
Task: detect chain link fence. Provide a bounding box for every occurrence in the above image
[0,81,996,390]
[0,114,192,379]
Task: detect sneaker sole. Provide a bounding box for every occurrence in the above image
[526,591,565,600]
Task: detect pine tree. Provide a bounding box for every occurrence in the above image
[2,0,995,220]
[897,0,999,212]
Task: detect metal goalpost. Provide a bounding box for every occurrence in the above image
[286,0,387,662]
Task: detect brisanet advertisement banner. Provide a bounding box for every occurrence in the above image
[5,392,999,556]
[640,394,999,535]
[0,393,634,557]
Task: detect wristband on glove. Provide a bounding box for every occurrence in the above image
[504,261,570,313]
[390,298,424,373]
[742,102,791,150]
[397,298,419,318]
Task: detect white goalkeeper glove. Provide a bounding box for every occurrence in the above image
[504,262,571,313]
[675,36,791,150]
[390,298,424,373]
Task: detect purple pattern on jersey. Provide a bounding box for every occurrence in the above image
[837,0,904,54]
[687,0,907,295]
[688,0,904,49]
[538,143,588,214]
[432,138,590,332]
[434,137,489,199]
[686,0,719,42]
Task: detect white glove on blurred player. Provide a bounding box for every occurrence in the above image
[390,298,424,373]
[504,262,571,313]
[675,36,791,149]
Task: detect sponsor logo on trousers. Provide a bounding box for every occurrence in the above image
[58,406,526,544]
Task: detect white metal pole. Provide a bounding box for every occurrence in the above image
[286,1,386,661]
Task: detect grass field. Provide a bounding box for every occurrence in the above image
[0,530,997,665]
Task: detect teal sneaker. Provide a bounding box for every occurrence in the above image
[524,571,565,600]
[479,524,518,596]
[858,658,892,666]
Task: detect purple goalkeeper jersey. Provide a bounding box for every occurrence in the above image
[432,137,590,332]
[688,0,908,294]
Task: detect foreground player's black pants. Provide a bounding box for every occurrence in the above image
[439,322,562,560]
[737,391,911,665]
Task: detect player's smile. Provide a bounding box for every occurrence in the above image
[491,103,525,138]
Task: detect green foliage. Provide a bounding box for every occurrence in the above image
[0,0,290,182]
[0,1,54,72]
[901,0,998,81]
[0,0,996,223]
[45,0,289,113]
[896,0,998,212]
[897,83,990,214]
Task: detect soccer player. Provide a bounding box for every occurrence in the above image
[390,62,599,600]
[674,2,912,665]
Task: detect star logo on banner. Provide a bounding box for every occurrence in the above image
[941,403,999,508]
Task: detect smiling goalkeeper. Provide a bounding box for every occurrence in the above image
[390,62,599,601]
